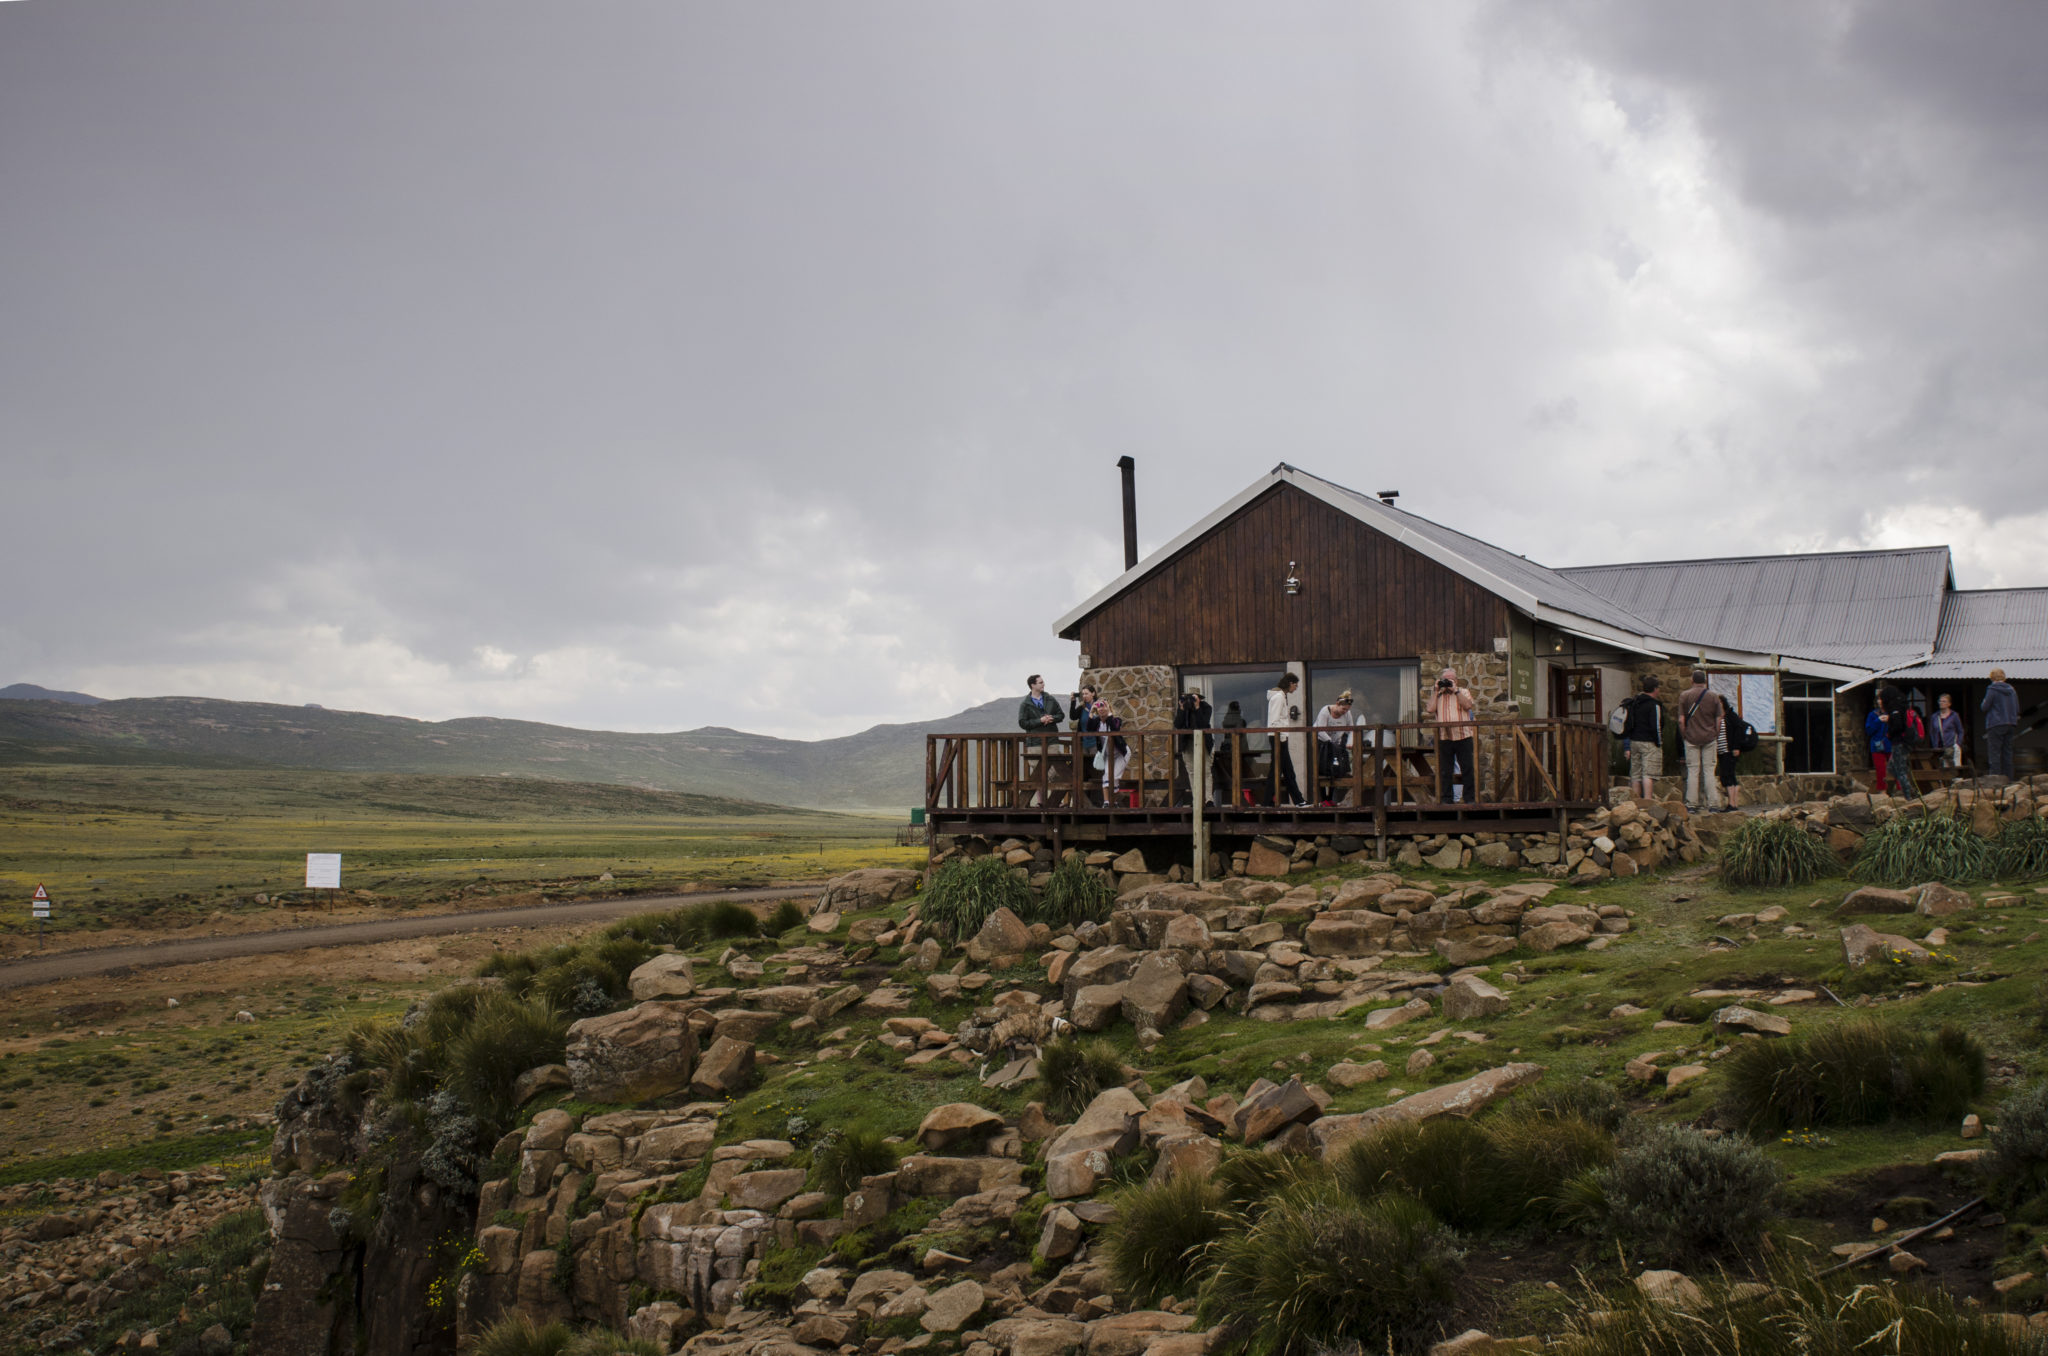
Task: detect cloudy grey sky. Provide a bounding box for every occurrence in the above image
[5,1,2044,739]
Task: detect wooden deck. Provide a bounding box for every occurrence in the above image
[926,718,1607,848]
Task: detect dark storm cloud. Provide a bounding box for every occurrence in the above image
[4,2,2045,734]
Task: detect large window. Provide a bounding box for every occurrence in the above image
[1180,667,1292,748]
[1309,664,1417,729]
[1783,679,1836,774]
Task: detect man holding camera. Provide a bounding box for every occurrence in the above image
[1426,668,1477,804]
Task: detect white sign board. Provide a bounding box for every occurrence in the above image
[31,884,50,919]
[305,853,342,889]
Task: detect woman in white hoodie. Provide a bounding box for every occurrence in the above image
[1267,673,1307,807]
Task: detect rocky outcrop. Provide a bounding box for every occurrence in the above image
[566,1001,700,1102]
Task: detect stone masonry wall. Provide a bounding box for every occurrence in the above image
[1419,650,1511,718]
[1081,665,1177,783]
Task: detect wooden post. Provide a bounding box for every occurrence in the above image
[1191,730,1208,883]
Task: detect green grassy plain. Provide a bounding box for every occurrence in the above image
[0,764,922,938]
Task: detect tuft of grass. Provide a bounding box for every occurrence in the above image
[762,899,808,936]
[1594,1123,1782,1265]
[919,855,1032,940]
[811,1128,897,1195]
[1993,816,2048,880]
[1335,1116,1502,1231]
[1212,1148,1322,1214]
[1102,1174,1229,1305]
[1036,856,1115,929]
[1551,1253,2042,1355]
[473,1316,576,1356]
[1850,809,1992,886]
[1520,1080,1629,1135]
[1719,816,1840,888]
[1488,1112,1618,1228]
[1197,1186,1463,1356]
[1987,1080,2048,1208]
[1037,1037,1127,1119]
[1721,1018,1986,1133]
[441,992,570,1128]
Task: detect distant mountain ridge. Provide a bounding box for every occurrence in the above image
[1,683,103,705]
[0,690,1028,811]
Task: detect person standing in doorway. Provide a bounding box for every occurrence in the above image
[1619,675,1665,802]
[1427,668,1477,805]
[1984,669,2020,781]
[1679,669,1726,813]
[1267,673,1308,807]
[1881,684,1922,799]
[1933,692,1967,769]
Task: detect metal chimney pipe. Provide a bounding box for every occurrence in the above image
[1117,456,1138,570]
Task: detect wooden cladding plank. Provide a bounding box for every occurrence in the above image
[1073,484,1509,667]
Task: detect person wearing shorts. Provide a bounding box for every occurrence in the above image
[1619,675,1665,801]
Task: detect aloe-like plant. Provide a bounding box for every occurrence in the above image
[1719,816,1840,888]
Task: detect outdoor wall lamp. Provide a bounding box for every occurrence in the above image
[1284,562,1301,595]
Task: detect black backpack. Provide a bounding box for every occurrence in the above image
[1731,712,1759,754]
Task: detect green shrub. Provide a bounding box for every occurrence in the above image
[811,1128,897,1195]
[1198,1187,1462,1356]
[1988,1081,2048,1207]
[1721,1019,1986,1133]
[1552,1253,2041,1356]
[1851,810,1992,886]
[1037,1038,1127,1119]
[1994,817,2048,880]
[442,992,570,1128]
[473,1315,575,1356]
[1335,1117,1502,1231]
[1036,857,1115,929]
[602,900,761,949]
[1521,1080,1629,1135]
[1595,1124,1782,1265]
[1487,1112,1617,1228]
[1211,1148,1319,1214]
[1103,1174,1229,1305]
[920,855,1032,940]
[1719,817,1840,888]
[762,899,808,936]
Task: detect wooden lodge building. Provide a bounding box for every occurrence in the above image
[926,463,2048,855]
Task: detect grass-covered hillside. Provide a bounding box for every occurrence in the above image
[0,691,1025,811]
[0,764,918,938]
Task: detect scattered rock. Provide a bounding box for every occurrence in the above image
[917,1103,1006,1152]
[1711,1006,1791,1038]
[1841,923,1931,968]
[628,953,696,1000]
[1635,1270,1705,1310]
[565,1001,699,1102]
[1442,975,1509,1021]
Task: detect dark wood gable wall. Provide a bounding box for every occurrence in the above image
[1070,484,1511,668]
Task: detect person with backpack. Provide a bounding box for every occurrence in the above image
[1881,684,1922,798]
[1615,675,1665,801]
[1717,698,1752,809]
[1678,669,1726,812]
[1984,669,2020,780]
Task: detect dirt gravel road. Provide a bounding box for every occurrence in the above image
[0,884,824,991]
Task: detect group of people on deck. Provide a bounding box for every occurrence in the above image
[1016,667,1481,808]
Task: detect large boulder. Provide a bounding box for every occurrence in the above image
[1441,974,1510,1021]
[1245,841,1292,877]
[1303,914,1392,957]
[1061,946,1139,1004]
[819,868,920,914]
[1310,1063,1546,1157]
[967,907,1034,963]
[1120,953,1189,1031]
[1045,1088,1144,1163]
[1071,984,1127,1032]
[1711,1006,1791,1038]
[689,1036,756,1097]
[566,1002,699,1103]
[1435,933,1516,967]
[916,1103,1005,1152]
[628,953,696,1001]
[1835,886,1914,915]
[1841,923,1931,968]
[1915,882,1975,917]
[1234,1077,1321,1143]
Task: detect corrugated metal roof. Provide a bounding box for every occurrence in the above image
[1559,548,1952,671]
[1298,471,1671,638]
[1879,588,2048,680]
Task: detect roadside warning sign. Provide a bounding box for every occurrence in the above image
[31,884,50,919]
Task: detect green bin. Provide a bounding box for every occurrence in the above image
[909,807,926,825]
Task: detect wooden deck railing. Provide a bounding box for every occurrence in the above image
[926,718,1607,816]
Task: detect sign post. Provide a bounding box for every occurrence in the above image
[30,884,50,949]
[305,853,342,906]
